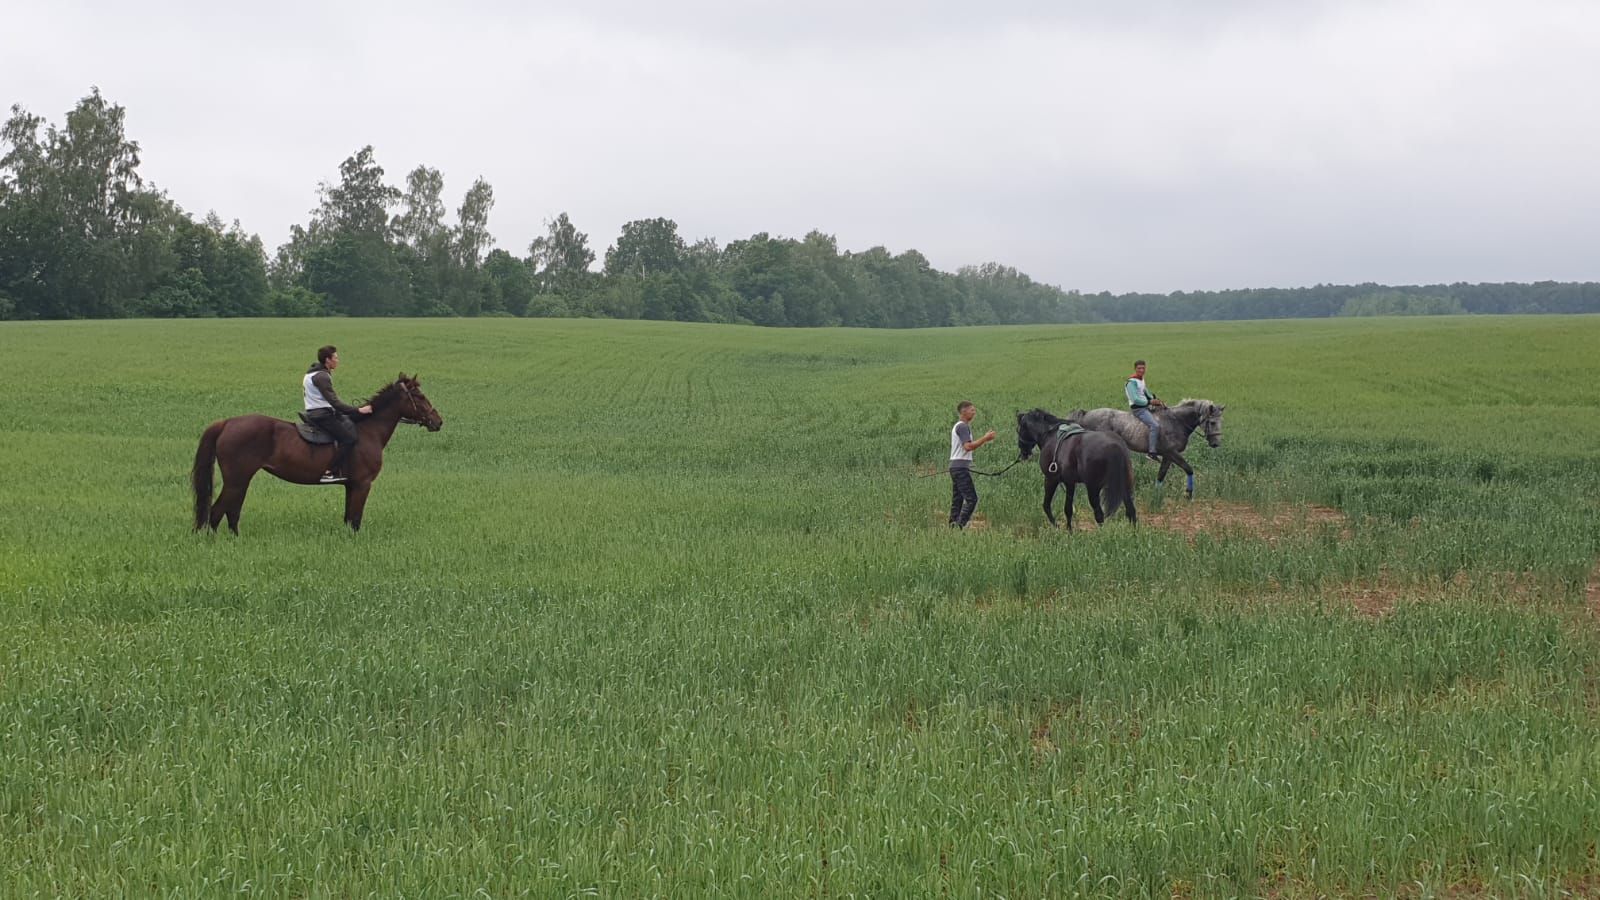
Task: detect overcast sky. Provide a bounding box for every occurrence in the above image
[7,0,1599,293]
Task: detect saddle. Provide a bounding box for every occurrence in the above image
[296,412,339,445]
[1045,422,1087,474]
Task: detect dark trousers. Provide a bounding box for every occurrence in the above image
[949,467,978,527]
[306,410,358,469]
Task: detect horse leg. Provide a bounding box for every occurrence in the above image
[1086,478,1107,525]
[1042,479,1060,527]
[1156,457,1172,488]
[343,481,373,532]
[214,469,256,535]
[1170,452,1196,498]
[1062,482,1077,531]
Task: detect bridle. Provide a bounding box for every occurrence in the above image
[395,381,430,427]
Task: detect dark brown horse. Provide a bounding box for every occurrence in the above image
[1016,407,1137,529]
[192,374,443,533]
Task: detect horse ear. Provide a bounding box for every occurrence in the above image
[1217,404,1225,412]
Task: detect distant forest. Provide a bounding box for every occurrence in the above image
[5,89,1598,325]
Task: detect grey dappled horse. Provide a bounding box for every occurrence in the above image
[1068,399,1225,498]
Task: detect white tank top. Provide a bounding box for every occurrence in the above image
[303,370,332,410]
[950,421,974,464]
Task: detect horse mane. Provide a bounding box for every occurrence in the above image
[364,374,417,411]
[1163,399,1217,429]
[1019,407,1067,428]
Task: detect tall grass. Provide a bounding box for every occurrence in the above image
[0,316,1597,895]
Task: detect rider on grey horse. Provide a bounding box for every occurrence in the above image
[1125,359,1163,460]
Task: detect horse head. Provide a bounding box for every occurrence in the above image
[395,373,444,432]
[1199,401,1225,447]
[1015,408,1057,460]
[1015,410,1037,459]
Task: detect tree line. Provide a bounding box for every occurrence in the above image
[5,90,1598,325]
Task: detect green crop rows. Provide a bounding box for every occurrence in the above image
[1,316,1597,896]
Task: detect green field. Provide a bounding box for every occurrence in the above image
[2,316,1598,897]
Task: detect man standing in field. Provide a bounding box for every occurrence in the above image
[1126,359,1164,461]
[949,400,997,528]
[304,345,372,482]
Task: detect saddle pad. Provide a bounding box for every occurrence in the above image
[1056,422,1086,440]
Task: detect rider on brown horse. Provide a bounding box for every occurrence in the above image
[304,345,372,482]
[194,370,442,534]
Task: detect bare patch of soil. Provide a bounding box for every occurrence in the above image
[1261,570,1561,620]
[1327,578,1407,619]
[1028,702,1144,760]
[1029,717,1057,757]
[1221,578,1403,619]
[1140,499,1349,543]
[1029,702,1071,759]
[924,498,1348,540]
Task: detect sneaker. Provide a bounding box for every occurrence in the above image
[1146,452,1161,461]
[319,472,346,483]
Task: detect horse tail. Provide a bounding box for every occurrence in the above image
[1124,453,1138,523]
[1101,447,1137,524]
[192,420,224,530]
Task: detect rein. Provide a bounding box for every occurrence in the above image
[918,456,1025,478]
[974,457,1024,478]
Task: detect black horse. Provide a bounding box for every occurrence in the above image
[1016,408,1137,529]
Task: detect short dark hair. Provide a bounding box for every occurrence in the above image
[317,345,338,364]
[1133,359,1146,368]
[956,400,974,414]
